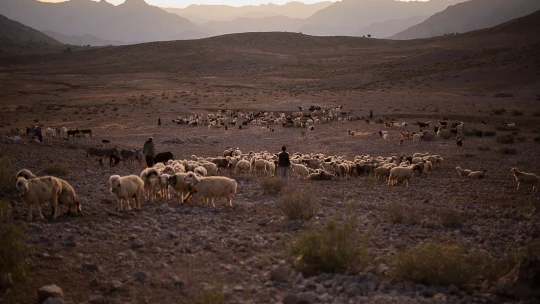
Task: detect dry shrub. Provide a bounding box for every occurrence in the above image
[0,201,12,222]
[498,148,517,155]
[483,130,496,137]
[289,217,371,276]
[382,201,420,225]
[392,240,510,288]
[42,164,69,177]
[278,190,317,220]
[0,156,15,193]
[260,177,285,195]
[196,284,224,304]
[438,208,469,228]
[496,134,515,144]
[0,222,31,296]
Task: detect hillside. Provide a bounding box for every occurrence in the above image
[356,16,428,38]
[391,0,540,39]
[163,1,332,23]
[0,14,63,56]
[300,0,466,36]
[43,30,128,46]
[202,16,304,36]
[0,0,209,42]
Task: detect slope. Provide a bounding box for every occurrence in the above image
[0,14,63,56]
[391,0,540,39]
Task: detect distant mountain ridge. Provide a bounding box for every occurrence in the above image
[391,0,540,39]
[42,30,129,46]
[0,0,210,42]
[163,1,333,23]
[0,14,63,55]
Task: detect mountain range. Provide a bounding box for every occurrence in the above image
[0,14,63,55]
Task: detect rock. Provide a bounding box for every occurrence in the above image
[63,235,77,247]
[87,295,107,304]
[81,263,100,273]
[38,285,64,304]
[497,257,540,299]
[43,298,64,304]
[282,294,299,304]
[233,284,244,292]
[134,270,148,283]
[131,239,145,250]
[109,280,124,292]
[125,249,137,258]
[297,291,317,303]
[269,266,289,282]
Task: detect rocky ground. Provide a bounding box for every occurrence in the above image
[1,107,539,303]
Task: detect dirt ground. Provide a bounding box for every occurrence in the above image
[0,22,540,304]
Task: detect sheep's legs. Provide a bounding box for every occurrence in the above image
[27,204,33,221]
[37,205,45,219]
[517,183,521,190]
[210,198,216,208]
[117,198,123,212]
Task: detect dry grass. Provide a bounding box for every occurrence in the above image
[382,201,421,225]
[0,156,15,193]
[288,216,371,276]
[392,240,511,288]
[0,222,31,301]
[42,163,69,177]
[196,284,225,304]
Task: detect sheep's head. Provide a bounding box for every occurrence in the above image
[16,177,29,196]
[16,169,36,180]
[184,172,200,184]
[109,175,122,191]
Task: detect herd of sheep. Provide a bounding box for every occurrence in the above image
[12,143,539,221]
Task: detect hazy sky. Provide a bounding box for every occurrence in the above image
[40,0,338,8]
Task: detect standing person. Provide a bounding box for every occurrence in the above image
[143,137,156,168]
[369,109,373,120]
[158,118,161,126]
[278,146,291,179]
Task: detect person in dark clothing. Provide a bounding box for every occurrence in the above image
[369,109,373,120]
[158,118,161,126]
[35,126,43,142]
[143,137,156,167]
[278,146,291,179]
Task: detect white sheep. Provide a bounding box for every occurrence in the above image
[160,165,176,176]
[200,162,218,176]
[159,173,171,199]
[109,175,144,211]
[265,161,276,177]
[236,159,251,174]
[424,161,433,174]
[468,170,486,179]
[140,168,160,203]
[167,173,193,203]
[184,172,237,207]
[374,167,390,180]
[291,163,310,179]
[154,163,165,170]
[16,176,62,221]
[194,166,208,177]
[511,168,538,191]
[456,166,472,177]
[388,167,414,186]
[412,133,423,141]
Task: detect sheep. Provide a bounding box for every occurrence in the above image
[183,172,237,207]
[167,173,193,203]
[412,133,423,141]
[200,162,218,176]
[109,175,144,212]
[378,131,389,140]
[194,166,208,177]
[388,167,414,186]
[160,165,176,176]
[347,129,356,137]
[468,170,486,179]
[332,162,349,180]
[265,161,276,177]
[374,167,390,180]
[307,171,335,181]
[291,163,310,179]
[154,162,166,170]
[159,174,171,199]
[455,166,472,177]
[253,159,267,175]
[16,176,62,221]
[424,161,433,174]
[236,159,251,174]
[436,127,442,138]
[140,168,160,203]
[511,168,539,191]
[16,169,81,216]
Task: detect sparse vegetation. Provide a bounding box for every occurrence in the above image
[498,147,517,155]
[278,190,317,220]
[260,177,285,195]
[492,108,506,115]
[0,221,31,297]
[482,130,496,137]
[478,146,491,151]
[42,163,69,176]
[496,125,519,132]
[288,217,371,276]
[496,134,515,144]
[463,128,483,137]
[392,240,510,288]
[196,284,225,304]
[382,201,420,225]
[511,110,524,116]
[438,208,468,228]
[516,135,526,142]
[0,156,15,193]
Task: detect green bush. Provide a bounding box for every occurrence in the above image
[260,177,286,195]
[392,240,510,288]
[0,156,15,193]
[288,217,371,276]
[42,164,69,177]
[496,134,515,144]
[278,190,317,221]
